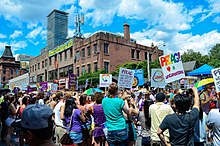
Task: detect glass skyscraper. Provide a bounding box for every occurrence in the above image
[47,9,68,50]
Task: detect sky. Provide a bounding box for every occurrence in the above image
[0,0,220,57]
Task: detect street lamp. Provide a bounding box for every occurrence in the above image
[147,42,166,81]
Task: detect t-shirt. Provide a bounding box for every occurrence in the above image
[54,101,65,128]
[207,109,220,146]
[200,92,210,114]
[65,109,82,133]
[102,97,126,131]
[159,108,199,146]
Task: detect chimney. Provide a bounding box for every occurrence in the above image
[123,23,130,41]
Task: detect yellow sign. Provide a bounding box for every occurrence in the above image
[49,39,73,56]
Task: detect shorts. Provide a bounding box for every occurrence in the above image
[69,131,83,144]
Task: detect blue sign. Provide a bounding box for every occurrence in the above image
[133,69,144,86]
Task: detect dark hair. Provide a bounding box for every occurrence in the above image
[94,92,104,104]
[8,95,15,103]
[29,97,37,104]
[79,94,87,106]
[27,115,53,140]
[64,98,77,117]
[174,93,192,114]
[108,82,118,96]
[56,92,63,100]
[22,96,30,106]
[37,91,44,100]
[156,92,165,102]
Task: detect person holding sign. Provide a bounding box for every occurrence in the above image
[102,82,130,146]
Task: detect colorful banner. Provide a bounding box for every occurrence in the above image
[159,52,185,83]
[51,84,58,93]
[212,68,220,92]
[40,82,48,91]
[99,74,112,87]
[151,69,166,88]
[68,74,77,90]
[132,69,144,86]
[118,68,135,89]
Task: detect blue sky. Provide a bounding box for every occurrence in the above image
[0,0,220,57]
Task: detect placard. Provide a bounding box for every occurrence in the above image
[133,69,144,86]
[212,68,220,92]
[118,68,134,89]
[40,82,48,91]
[99,74,112,87]
[151,69,166,88]
[159,52,185,83]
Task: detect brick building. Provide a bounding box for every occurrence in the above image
[0,46,25,87]
[29,23,163,83]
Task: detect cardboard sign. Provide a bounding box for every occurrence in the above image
[159,52,185,83]
[151,69,166,88]
[118,68,134,89]
[133,69,144,86]
[212,68,220,92]
[99,74,112,87]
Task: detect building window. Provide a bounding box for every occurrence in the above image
[145,52,148,60]
[35,64,36,71]
[3,69,6,74]
[64,51,67,60]
[59,53,62,62]
[104,62,109,73]
[149,54,152,62]
[87,46,91,57]
[45,59,48,66]
[94,62,98,72]
[11,69,13,75]
[76,51,80,60]
[38,63,40,69]
[137,50,140,59]
[104,43,109,54]
[30,67,31,73]
[82,48,85,58]
[82,65,85,75]
[93,44,97,54]
[55,55,57,62]
[16,69,18,75]
[42,61,44,68]
[131,49,135,59]
[77,67,80,76]
[87,64,91,73]
[49,57,52,65]
[70,49,73,57]
[3,77,5,81]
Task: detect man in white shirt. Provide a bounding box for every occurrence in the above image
[53,92,66,146]
[149,92,174,145]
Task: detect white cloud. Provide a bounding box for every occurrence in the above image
[213,16,220,24]
[27,22,38,29]
[26,27,42,39]
[0,33,7,39]
[0,42,8,54]
[10,30,22,39]
[10,41,28,52]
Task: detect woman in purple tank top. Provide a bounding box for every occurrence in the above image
[91,92,107,146]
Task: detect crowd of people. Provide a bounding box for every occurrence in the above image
[0,82,219,146]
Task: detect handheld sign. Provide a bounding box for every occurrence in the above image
[99,74,112,87]
[118,68,134,89]
[212,68,220,92]
[159,52,185,83]
[151,69,166,88]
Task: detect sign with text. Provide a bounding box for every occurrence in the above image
[132,69,144,86]
[212,68,220,92]
[118,68,134,89]
[40,82,48,91]
[49,39,73,56]
[68,74,77,90]
[99,74,112,87]
[51,84,58,93]
[151,69,166,88]
[159,52,185,83]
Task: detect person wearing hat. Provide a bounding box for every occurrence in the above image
[20,104,56,146]
[149,92,174,145]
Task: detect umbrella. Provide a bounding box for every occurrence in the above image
[83,88,103,95]
[194,78,214,89]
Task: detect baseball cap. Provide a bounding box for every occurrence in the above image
[21,104,53,130]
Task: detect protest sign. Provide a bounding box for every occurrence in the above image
[68,74,77,90]
[118,68,134,89]
[151,69,166,88]
[159,52,185,83]
[40,82,48,91]
[51,83,58,93]
[99,74,112,87]
[212,68,220,92]
[132,69,144,86]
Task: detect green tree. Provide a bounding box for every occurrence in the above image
[208,44,220,68]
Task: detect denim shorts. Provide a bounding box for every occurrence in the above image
[69,131,83,144]
[107,128,128,146]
